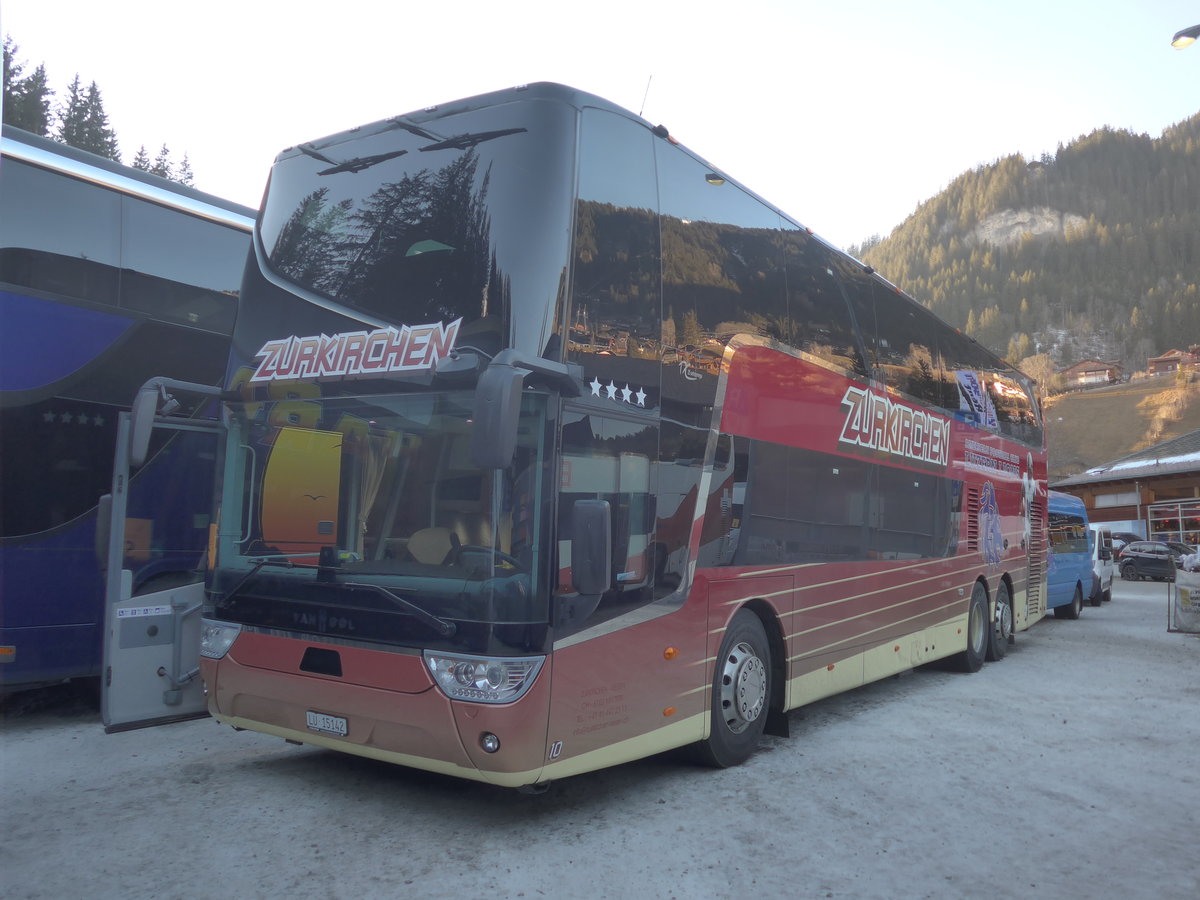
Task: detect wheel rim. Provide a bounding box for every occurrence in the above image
[719,641,767,734]
[996,594,1013,641]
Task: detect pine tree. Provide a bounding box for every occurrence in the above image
[57,74,87,147]
[57,75,120,160]
[151,143,172,179]
[3,36,53,135]
[131,145,151,171]
[176,153,195,187]
[80,81,119,160]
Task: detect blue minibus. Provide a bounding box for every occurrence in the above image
[1046,490,1092,619]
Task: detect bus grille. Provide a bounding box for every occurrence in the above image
[1025,496,1047,616]
[966,486,981,551]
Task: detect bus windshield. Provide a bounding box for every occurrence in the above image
[258,99,575,356]
[211,390,550,647]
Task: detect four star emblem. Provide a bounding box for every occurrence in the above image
[587,376,648,407]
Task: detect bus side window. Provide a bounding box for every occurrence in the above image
[780,227,869,379]
[736,441,871,565]
[0,159,121,305]
[570,108,660,370]
[557,411,658,634]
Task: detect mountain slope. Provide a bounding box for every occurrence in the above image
[1046,375,1200,480]
[854,114,1200,373]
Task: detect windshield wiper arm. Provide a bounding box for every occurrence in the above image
[385,120,441,141]
[221,555,300,600]
[297,143,338,166]
[339,582,456,637]
[419,127,527,152]
[316,148,410,175]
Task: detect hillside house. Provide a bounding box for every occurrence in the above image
[1059,359,1122,387]
[1146,348,1200,376]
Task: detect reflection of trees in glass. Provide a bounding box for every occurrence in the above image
[572,201,872,377]
[571,201,660,358]
[268,152,506,332]
[271,187,353,291]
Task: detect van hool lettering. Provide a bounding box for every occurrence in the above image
[250,318,462,383]
[838,385,950,469]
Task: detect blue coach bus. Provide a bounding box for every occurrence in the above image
[0,126,255,693]
[1046,490,1091,620]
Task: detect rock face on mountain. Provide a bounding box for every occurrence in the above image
[972,207,1087,248]
[856,114,1200,373]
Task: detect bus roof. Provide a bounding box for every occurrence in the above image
[1,124,257,230]
[268,81,1027,389]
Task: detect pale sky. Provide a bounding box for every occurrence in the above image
[3,0,1198,249]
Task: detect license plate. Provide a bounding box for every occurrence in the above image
[305,710,348,736]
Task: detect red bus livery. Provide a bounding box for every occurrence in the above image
[107,84,1047,788]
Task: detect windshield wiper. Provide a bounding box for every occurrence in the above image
[297,142,410,175]
[338,582,456,637]
[419,127,527,152]
[317,149,409,175]
[221,555,301,601]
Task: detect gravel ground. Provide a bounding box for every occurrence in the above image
[2,579,1198,900]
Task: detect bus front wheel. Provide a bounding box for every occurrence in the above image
[695,610,771,768]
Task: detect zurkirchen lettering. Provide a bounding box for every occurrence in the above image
[250,319,462,383]
[838,385,950,468]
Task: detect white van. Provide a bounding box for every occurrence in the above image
[1088,525,1115,605]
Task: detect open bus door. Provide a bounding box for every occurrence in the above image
[100,380,224,732]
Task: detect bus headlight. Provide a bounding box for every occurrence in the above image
[199,618,242,659]
[423,651,545,703]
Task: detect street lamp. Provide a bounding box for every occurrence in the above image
[1172,24,1200,49]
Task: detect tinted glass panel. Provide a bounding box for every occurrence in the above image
[569,108,661,397]
[557,409,662,633]
[736,442,870,565]
[657,149,783,392]
[870,465,960,559]
[780,228,867,378]
[259,99,575,359]
[0,397,118,535]
[121,199,245,332]
[0,159,120,304]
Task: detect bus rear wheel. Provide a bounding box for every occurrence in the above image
[986,581,1012,662]
[955,584,988,673]
[694,609,771,768]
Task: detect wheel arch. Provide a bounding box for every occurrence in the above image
[736,597,790,738]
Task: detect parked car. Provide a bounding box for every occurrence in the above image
[1111,532,1142,553]
[1118,540,1194,581]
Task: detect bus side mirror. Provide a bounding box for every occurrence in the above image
[571,499,612,596]
[1100,547,1111,561]
[129,385,160,468]
[471,363,524,470]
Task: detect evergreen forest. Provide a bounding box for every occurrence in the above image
[2,35,194,184]
[850,113,1200,382]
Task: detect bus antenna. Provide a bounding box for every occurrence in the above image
[639,75,653,118]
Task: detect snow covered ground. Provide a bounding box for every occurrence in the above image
[3,580,1197,899]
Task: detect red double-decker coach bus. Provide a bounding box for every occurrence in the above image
[106,83,1048,787]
